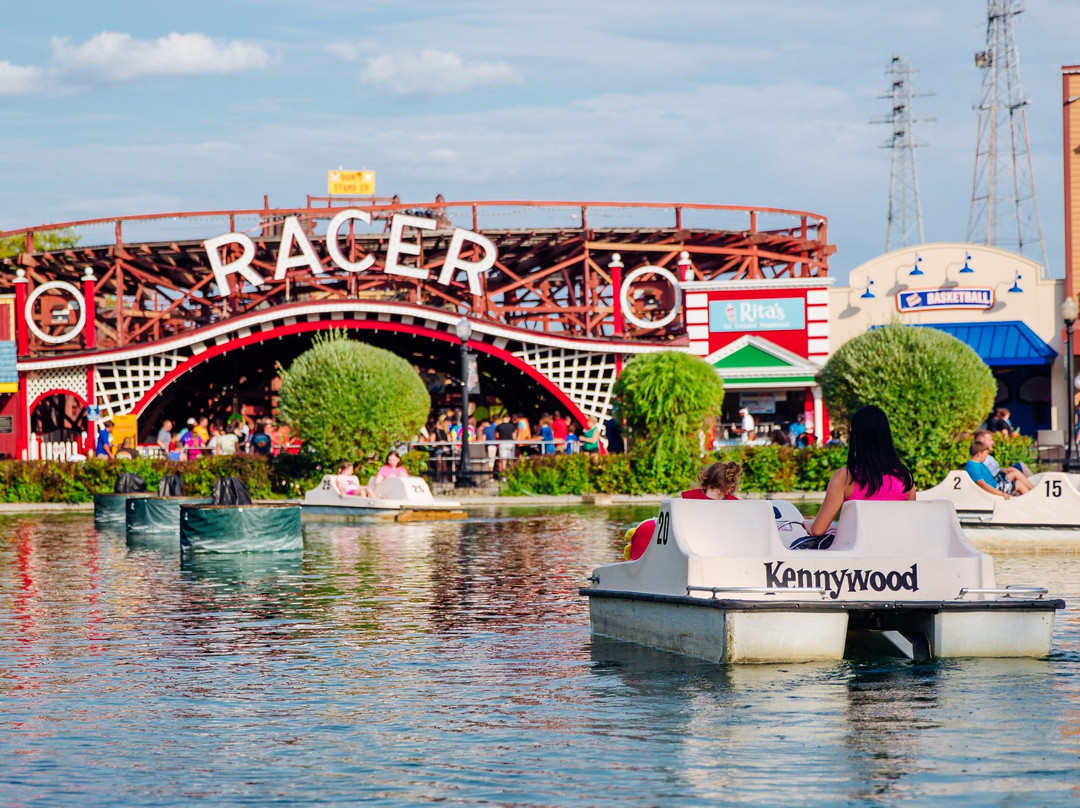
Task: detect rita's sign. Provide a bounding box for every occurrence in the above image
[708,297,805,332]
[896,287,994,313]
[202,209,497,297]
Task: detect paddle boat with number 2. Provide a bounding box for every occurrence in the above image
[582,497,1063,664]
[919,470,1080,546]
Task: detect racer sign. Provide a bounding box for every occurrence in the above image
[203,209,497,297]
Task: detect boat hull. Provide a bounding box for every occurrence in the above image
[584,590,1062,663]
[960,521,1080,551]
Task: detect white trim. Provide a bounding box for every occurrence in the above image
[703,334,821,374]
[687,325,710,340]
[17,300,678,371]
[685,292,708,308]
[685,308,709,325]
[807,321,829,338]
[722,379,815,390]
[681,277,835,292]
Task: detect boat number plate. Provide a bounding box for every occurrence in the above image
[1045,479,1062,498]
[655,511,670,545]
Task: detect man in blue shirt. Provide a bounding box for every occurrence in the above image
[95,420,115,458]
[965,440,1010,500]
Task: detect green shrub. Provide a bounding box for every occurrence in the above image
[0,455,274,503]
[277,332,430,466]
[820,323,996,487]
[612,351,725,491]
[500,445,852,496]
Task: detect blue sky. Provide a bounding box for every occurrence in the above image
[1,0,1078,283]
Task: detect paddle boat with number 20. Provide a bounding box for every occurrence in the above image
[582,497,1063,664]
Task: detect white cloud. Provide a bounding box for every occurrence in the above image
[0,61,50,95]
[325,42,363,62]
[51,32,269,81]
[359,48,521,96]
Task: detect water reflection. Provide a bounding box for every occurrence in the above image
[1,509,1079,806]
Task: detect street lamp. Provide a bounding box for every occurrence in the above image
[1063,295,1078,471]
[454,317,475,487]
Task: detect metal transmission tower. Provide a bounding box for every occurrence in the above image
[966,0,1048,267]
[873,55,933,251]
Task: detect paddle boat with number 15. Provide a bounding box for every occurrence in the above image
[582,497,1063,663]
[919,470,1080,546]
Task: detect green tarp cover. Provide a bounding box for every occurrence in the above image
[180,505,303,553]
[95,493,154,525]
[127,497,212,535]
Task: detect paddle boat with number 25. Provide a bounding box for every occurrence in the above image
[582,497,1063,664]
[919,470,1080,546]
[302,475,466,522]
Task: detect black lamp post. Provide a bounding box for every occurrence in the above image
[1064,296,1078,471]
[454,317,475,487]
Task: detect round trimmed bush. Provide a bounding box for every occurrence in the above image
[613,350,725,489]
[277,332,430,465]
[820,323,995,486]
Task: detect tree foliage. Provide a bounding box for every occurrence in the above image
[612,350,725,490]
[820,323,996,486]
[0,228,80,259]
[277,332,430,465]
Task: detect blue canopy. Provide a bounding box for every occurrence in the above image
[915,321,1056,367]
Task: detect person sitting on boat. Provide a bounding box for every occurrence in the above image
[373,450,410,488]
[680,461,742,501]
[801,405,915,545]
[333,462,375,498]
[624,462,744,560]
[965,440,1014,500]
[974,429,1032,495]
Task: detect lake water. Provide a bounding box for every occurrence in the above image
[2,506,1080,806]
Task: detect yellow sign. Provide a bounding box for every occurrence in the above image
[113,414,138,450]
[328,170,375,196]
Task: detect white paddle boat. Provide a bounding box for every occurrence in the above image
[919,470,1080,547]
[302,475,466,522]
[582,498,1062,664]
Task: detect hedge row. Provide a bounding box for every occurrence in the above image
[0,438,1035,502]
[502,435,1037,496]
[0,450,433,504]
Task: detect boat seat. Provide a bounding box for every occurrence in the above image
[828,500,977,558]
[991,471,1080,525]
[917,470,999,512]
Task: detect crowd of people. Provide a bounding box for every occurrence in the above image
[93,414,284,459]
[415,408,625,480]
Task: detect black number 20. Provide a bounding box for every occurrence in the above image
[655,511,670,545]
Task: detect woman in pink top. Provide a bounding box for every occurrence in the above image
[373,450,410,487]
[804,405,915,540]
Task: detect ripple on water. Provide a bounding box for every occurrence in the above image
[1,510,1079,806]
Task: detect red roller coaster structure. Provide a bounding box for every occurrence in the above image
[1,198,833,356]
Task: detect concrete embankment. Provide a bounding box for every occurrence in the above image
[0,490,826,513]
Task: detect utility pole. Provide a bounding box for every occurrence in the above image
[967,0,1048,268]
[873,54,933,251]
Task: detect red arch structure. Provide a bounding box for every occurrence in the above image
[0,199,834,458]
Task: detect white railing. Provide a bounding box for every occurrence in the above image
[28,435,86,461]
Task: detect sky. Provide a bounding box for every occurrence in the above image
[1,0,1078,284]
